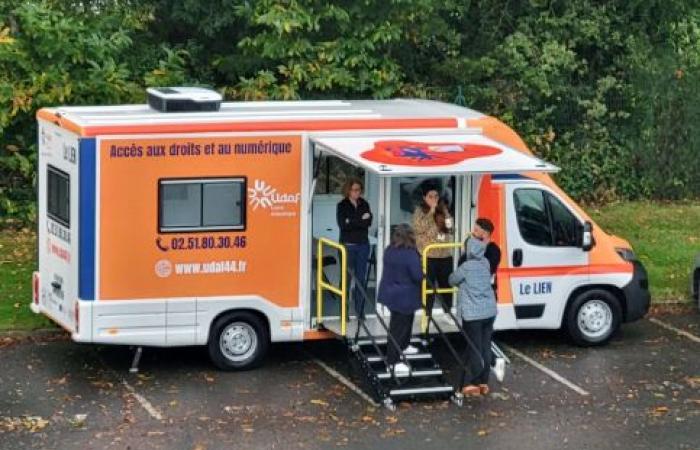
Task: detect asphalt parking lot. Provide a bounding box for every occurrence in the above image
[1,312,698,450]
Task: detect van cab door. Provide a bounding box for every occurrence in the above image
[504,184,588,328]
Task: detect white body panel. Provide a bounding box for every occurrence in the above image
[76,296,298,346]
[36,121,80,332]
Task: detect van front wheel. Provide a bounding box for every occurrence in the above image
[208,312,269,370]
[565,290,621,346]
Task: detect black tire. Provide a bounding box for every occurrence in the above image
[565,289,622,347]
[208,311,269,371]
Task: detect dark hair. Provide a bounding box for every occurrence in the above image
[475,217,495,234]
[342,177,363,198]
[390,223,417,249]
[419,183,440,214]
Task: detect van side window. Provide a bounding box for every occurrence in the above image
[513,189,551,246]
[545,193,579,247]
[514,189,580,247]
[315,156,364,194]
[159,178,245,232]
[47,166,70,227]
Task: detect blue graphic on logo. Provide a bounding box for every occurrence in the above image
[398,147,432,160]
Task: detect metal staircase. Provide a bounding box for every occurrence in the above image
[315,238,498,410]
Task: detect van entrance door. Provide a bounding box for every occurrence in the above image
[385,175,462,317]
[310,152,380,324]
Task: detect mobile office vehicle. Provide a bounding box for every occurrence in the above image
[33,96,650,377]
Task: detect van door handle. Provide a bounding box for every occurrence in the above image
[512,249,523,267]
[51,281,62,290]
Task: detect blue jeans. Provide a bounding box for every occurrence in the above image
[345,243,370,318]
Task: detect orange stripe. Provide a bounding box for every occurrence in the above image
[501,263,632,278]
[303,330,335,341]
[37,109,84,135]
[37,113,459,137]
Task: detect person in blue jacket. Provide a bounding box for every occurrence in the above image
[378,223,424,375]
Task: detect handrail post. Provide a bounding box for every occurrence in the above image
[316,238,348,335]
[316,238,323,327]
[420,241,465,333]
[339,244,347,336]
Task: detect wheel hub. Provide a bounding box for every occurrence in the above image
[220,322,257,362]
[577,299,613,339]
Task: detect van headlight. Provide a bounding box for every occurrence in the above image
[615,247,636,262]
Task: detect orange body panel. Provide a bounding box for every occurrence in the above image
[99,135,302,306]
[470,116,633,271]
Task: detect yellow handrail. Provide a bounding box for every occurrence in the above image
[316,238,348,335]
[421,241,464,332]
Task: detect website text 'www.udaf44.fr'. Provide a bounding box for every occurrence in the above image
[174,260,247,275]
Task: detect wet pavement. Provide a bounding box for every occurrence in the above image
[1,312,698,450]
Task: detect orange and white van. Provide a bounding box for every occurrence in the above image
[32,97,650,369]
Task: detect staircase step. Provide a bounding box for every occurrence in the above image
[376,368,443,380]
[356,337,423,346]
[366,353,431,363]
[389,385,454,397]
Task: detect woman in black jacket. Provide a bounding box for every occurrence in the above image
[336,177,372,319]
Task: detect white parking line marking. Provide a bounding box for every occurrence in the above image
[310,357,379,407]
[500,343,590,396]
[649,317,700,344]
[122,380,164,420]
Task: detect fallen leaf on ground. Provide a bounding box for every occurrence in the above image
[649,406,670,417]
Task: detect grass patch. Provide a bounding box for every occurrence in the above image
[589,201,700,303]
[0,229,53,331]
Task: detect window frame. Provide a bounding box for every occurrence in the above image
[513,187,582,248]
[543,191,580,248]
[47,165,70,228]
[158,177,247,233]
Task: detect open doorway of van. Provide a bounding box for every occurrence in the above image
[385,175,463,318]
[311,154,380,323]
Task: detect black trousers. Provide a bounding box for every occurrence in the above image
[460,316,495,386]
[426,256,453,313]
[386,311,415,366]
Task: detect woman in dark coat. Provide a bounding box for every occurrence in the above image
[378,224,424,375]
[336,177,373,318]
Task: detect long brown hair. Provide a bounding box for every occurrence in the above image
[390,223,417,249]
[341,177,363,198]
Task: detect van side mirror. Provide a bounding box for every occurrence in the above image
[581,221,594,252]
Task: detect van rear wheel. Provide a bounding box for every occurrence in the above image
[566,289,621,346]
[208,312,269,370]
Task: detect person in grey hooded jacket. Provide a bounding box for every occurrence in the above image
[448,236,497,396]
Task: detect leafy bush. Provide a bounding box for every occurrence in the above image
[1,0,698,225]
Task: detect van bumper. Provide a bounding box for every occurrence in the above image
[622,260,651,322]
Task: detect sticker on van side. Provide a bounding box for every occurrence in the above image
[98,135,302,307]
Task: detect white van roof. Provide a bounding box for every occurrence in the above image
[38,99,485,136]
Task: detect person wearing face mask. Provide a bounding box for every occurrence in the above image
[458,218,501,295]
[412,183,454,316]
[336,177,373,319]
[449,230,498,397]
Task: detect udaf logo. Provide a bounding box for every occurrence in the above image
[248,179,300,210]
